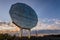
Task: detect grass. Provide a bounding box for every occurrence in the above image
[0,33,60,40]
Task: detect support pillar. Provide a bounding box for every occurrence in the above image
[36,30,38,37]
[28,29,31,39]
[20,28,22,38]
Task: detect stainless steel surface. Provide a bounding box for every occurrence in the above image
[9,3,38,29]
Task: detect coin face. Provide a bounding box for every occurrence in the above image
[9,3,38,29]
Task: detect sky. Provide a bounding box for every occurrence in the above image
[0,0,60,30]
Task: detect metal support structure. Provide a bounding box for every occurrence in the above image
[28,29,31,39]
[36,30,38,37]
[20,28,31,38]
[20,28,22,38]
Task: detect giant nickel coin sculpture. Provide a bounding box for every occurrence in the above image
[9,3,38,29]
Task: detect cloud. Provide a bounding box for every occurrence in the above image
[31,18,60,30]
[54,20,60,24]
[0,22,20,33]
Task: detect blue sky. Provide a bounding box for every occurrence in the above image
[0,0,60,22]
[0,0,60,33]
